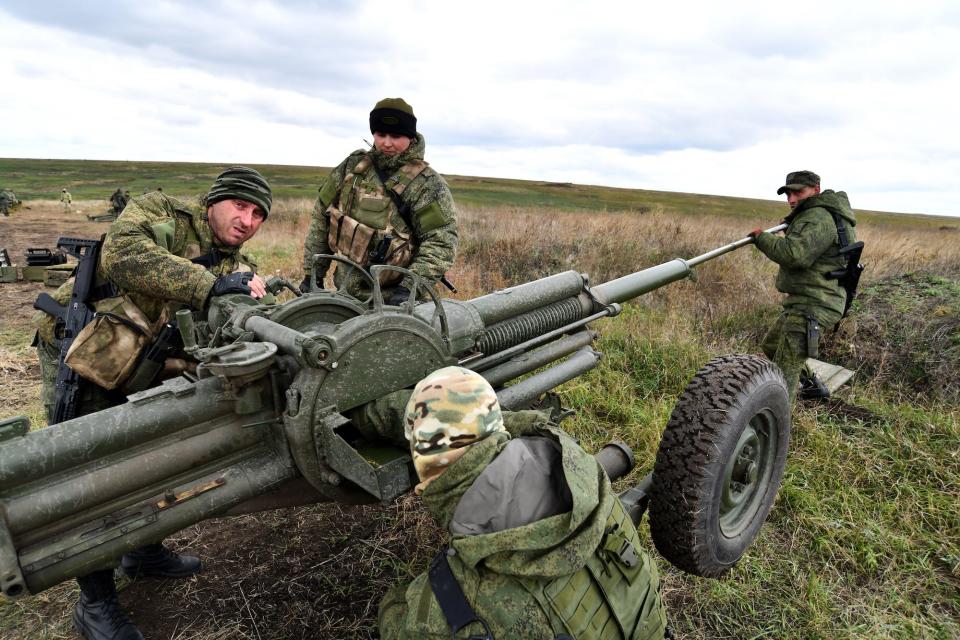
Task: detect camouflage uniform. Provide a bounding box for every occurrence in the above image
[60,189,72,211]
[378,367,668,639]
[754,189,857,401]
[302,134,458,300]
[34,191,258,416]
[0,188,17,216]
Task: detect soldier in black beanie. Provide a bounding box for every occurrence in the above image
[302,98,458,305]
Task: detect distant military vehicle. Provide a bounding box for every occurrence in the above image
[0,226,791,601]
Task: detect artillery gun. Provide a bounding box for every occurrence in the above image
[0,224,790,601]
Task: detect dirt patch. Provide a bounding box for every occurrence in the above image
[823,271,960,404]
[1,202,108,332]
[124,498,441,639]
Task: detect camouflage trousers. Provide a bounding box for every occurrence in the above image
[761,308,837,404]
[36,337,126,424]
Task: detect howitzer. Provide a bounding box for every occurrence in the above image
[0,224,791,600]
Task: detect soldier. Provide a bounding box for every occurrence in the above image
[110,188,125,214]
[750,170,858,401]
[0,187,18,216]
[61,188,72,212]
[378,367,669,639]
[302,97,458,304]
[34,166,272,640]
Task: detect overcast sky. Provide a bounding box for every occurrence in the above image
[2,1,958,216]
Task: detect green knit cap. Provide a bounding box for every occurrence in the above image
[206,166,272,217]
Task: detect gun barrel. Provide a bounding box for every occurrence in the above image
[591,223,788,306]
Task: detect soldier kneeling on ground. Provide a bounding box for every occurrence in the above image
[378,367,670,640]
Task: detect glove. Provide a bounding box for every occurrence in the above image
[386,285,411,306]
[299,276,312,294]
[748,228,763,239]
[210,272,254,298]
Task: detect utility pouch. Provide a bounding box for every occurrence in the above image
[328,206,376,265]
[805,315,821,359]
[327,206,413,287]
[64,297,163,390]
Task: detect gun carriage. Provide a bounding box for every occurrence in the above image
[0,225,790,600]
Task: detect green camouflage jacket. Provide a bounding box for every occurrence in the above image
[302,134,458,297]
[34,192,256,343]
[378,413,667,640]
[754,189,857,323]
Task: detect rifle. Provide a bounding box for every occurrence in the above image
[825,212,865,318]
[122,321,183,394]
[31,237,104,424]
[368,234,394,266]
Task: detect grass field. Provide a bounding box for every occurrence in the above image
[4,157,958,226]
[0,160,958,639]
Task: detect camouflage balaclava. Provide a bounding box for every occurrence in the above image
[206,166,272,218]
[404,366,506,494]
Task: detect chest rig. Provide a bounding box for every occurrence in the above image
[327,155,429,286]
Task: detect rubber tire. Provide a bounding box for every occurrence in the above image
[649,354,790,577]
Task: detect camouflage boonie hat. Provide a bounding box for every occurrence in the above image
[405,366,505,493]
[777,170,820,195]
[206,166,272,218]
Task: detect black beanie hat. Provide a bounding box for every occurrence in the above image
[206,166,272,218]
[369,97,417,139]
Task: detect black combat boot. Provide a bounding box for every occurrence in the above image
[121,543,202,579]
[799,372,831,399]
[73,569,144,640]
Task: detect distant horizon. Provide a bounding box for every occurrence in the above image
[2,156,957,220]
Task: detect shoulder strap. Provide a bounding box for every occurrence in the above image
[371,160,424,230]
[828,211,850,248]
[428,547,494,640]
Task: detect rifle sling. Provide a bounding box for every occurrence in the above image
[428,547,494,640]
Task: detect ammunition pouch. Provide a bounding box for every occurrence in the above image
[64,297,167,390]
[327,206,413,287]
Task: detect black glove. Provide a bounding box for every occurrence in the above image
[386,285,410,306]
[210,272,254,298]
[299,276,312,294]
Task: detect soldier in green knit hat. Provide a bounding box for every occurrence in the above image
[301,98,459,305]
[34,166,272,640]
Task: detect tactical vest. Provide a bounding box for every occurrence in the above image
[529,498,668,639]
[434,498,668,640]
[326,155,428,286]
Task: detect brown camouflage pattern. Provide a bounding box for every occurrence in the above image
[302,134,458,298]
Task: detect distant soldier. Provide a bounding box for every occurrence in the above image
[302,97,458,304]
[750,170,859,401]
[60,188,72,212]
[379,367,669,639]
[109,188,125,214]
[1,188,18,216]
[34,167,272,640]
